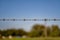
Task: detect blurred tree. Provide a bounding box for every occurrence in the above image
[17,29,27,37]
[29,24,45,37]
[47,26,51,36]
[0,24,60,37]
[50,25,60,37]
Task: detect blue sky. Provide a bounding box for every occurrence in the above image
[0,0,60,31]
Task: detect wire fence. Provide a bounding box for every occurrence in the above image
[0,18,60,21]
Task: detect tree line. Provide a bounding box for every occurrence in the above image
[0,24,60,37]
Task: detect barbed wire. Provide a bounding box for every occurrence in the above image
[0,18,60,21]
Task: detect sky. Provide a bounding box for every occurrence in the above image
[0,0,60,31]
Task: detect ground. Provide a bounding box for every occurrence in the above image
[0,37,60,40]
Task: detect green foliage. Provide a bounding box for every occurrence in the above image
[0,24,60,37]
[50,25,60,37]
[30,24,45,37]
[0,29,27,37]
[29,24,60,37]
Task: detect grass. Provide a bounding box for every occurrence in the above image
[0,37,60,40]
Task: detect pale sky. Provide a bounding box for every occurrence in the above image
[0,0,60,31]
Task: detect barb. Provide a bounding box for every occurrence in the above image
[0,18,60,21]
